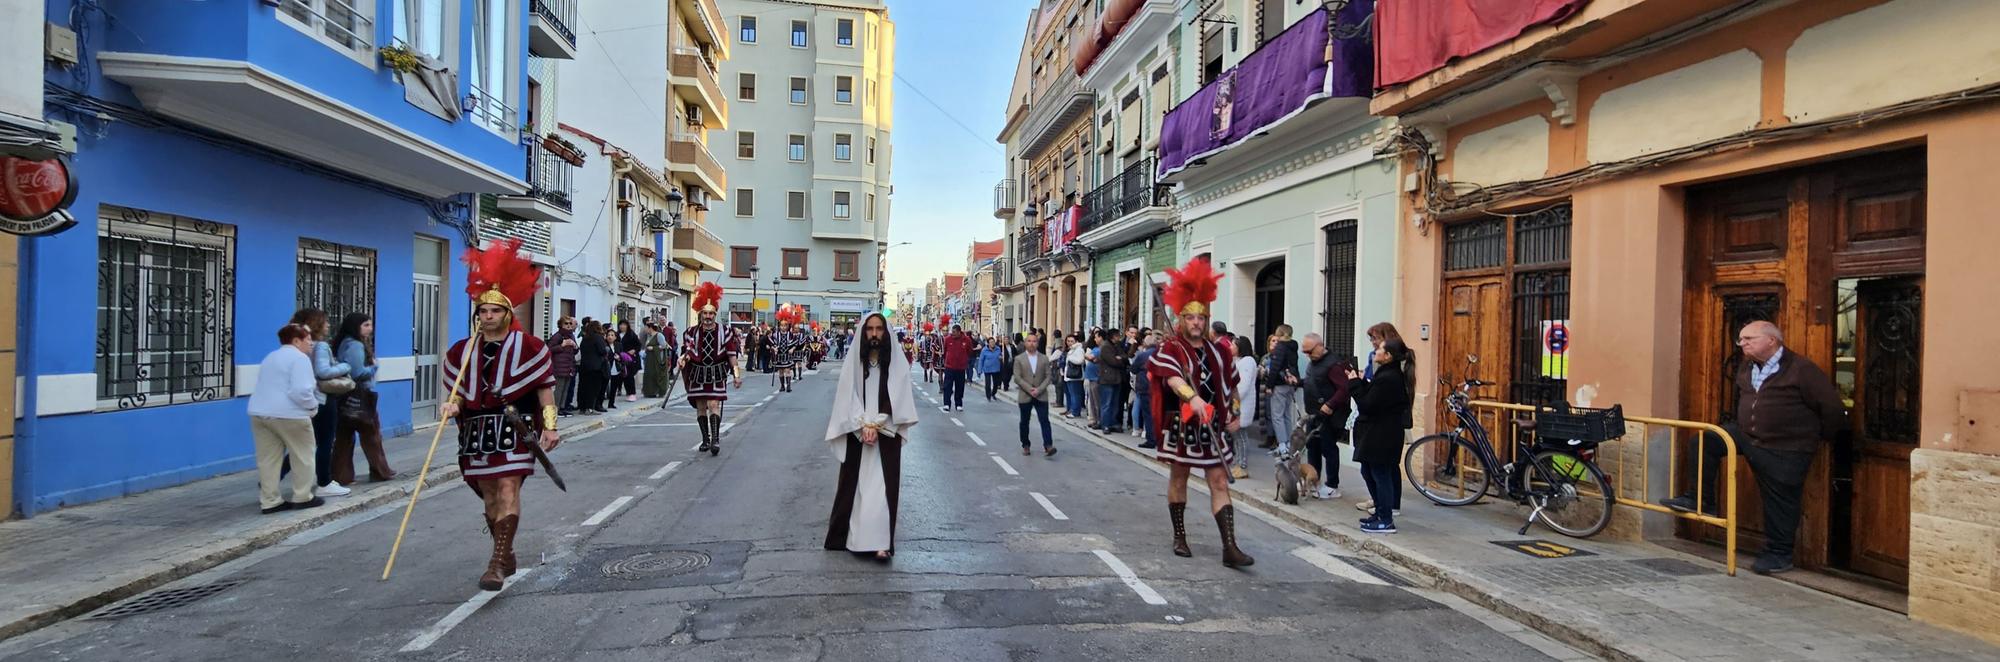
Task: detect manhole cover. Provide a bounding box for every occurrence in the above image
[91,580,246,620]
[602,550,712,580]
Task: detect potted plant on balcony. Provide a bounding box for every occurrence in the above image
[379,44,423,75]
[543,132,587,167]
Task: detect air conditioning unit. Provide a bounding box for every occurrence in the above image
[687,188,710,210]
[686,107,705,126]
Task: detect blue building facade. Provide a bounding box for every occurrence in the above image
[15,0,567,516]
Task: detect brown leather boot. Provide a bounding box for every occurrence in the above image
[1169,502,1192,558]
[1216,505,1254,568]
[479,514,519,590]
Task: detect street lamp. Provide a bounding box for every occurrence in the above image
[646,188,685,232]
[879,241,913,309]
[748,265,760,324]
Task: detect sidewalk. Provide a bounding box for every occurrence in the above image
[1006,388,2000,662]
[0,397,674,642]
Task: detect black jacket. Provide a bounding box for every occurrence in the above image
[1303,352,1352,421]
[1264,339,1300,389]
[1348,361,1412,466]
[580,334,611,372]
[1097,341,1129,386]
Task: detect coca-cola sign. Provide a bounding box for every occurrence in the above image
[0,154,80,236]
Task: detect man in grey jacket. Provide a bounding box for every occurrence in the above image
[1013,333,1058,456]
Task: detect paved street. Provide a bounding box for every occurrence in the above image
[0,367,1570,661]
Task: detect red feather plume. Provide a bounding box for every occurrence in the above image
[940,313,952,328]
[776,303,803,325]
[922,322,935,333]
[693,282,724,312]
[1162,256,1222,316]
[462,237,540,308]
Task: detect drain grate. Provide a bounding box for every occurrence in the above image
[91,580,246,620]
[602,550,712,580]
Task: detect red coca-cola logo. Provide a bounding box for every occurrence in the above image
[1,155,78,222]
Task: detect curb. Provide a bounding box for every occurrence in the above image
[0,400,667,644]
[1030,394,1640,662]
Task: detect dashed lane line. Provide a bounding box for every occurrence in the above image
[951,418,965,427]
[581,496,634,526]
[399,569,536,652]
[989,454,1020,476]
[1029,492,1069,520]
[1092,550,1168,605]
[1290,546,1389,586]
[965,432,988,447]
[648,461,684,480]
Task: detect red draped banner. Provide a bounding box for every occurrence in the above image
[1374,0,1587,88]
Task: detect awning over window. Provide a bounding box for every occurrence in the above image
[1374,0,1587,88]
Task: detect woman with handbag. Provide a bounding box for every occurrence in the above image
[617,320,644,402]
[287,308,351,498]
[332,313,395,484]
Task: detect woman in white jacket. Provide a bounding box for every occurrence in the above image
[1230,335,1259,481]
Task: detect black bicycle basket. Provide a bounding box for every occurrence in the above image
[1533,403,1626,448]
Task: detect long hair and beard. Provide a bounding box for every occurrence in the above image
[860,322,893,380]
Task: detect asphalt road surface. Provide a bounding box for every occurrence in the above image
[0,363,1575,661]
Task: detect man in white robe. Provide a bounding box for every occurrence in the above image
[823,312,919,560]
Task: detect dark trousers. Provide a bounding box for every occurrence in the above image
[555,374,577,411]
[578,368,606,411]
[1308,416,1343,489]
[1689,425,1816,559]
[1019,398,1052,448]
[984,371,1001,400]
[1064,381,1086,417]
[1096,383,1126,430]
[1360,460,1400,523]
[942,368,966,407]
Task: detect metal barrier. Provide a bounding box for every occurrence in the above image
[1466,401,1741,576]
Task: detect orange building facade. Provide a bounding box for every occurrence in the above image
[1373,0,2000,640]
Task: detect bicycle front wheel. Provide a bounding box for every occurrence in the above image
[1526,451,1616,538]
[1404,434,1492,506]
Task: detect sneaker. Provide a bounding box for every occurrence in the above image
[1360,520,1397,534]
[1230,465,1249,480]
[1751,555,1795,575]
[292,496,327,510]
[955,406,964,412]
[940,405,952,413]
[1315,486,1337,500]
[315,482,351,497]
[1137,442,1157,449]
[1355,500,1375,512]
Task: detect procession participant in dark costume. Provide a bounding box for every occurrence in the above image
[806,321,827,371]
[772,304,804,393]
[679,282,743,455]
[439,238,563,591]
[1147,257,1254,568]
[823,311,919,561]
[915,323,935,383]
[900,331,916,364]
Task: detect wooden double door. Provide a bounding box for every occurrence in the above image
[1680,148,1926,587]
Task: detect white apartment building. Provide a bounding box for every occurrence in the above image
[716,0,894,329]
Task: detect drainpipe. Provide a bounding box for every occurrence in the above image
[14,236,39,519]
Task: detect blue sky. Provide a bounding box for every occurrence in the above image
[883,0,1030,296]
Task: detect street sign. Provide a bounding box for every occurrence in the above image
[1540,320,1570,379]
[753,297,770,311]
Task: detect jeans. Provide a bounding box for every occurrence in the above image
[1360,461,1401,524]
[942,368,966,408]
[1064,381,1086,417]
[1130,392,1153,444]
[310,400,338,486]
[1268,386,1299,451]
[555,374,577,412]
[1688,425,1815,559]
[1307,415,1343,488]
[1019,398,1053,448]
[1096,383,1125,430]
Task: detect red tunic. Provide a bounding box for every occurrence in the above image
[680,324,740,402]
[1146,335,1240,468]
[441,331,556,482]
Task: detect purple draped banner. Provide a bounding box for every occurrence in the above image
[1157,1,1373,178]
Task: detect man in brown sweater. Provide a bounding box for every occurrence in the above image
[1662,321,1845,575]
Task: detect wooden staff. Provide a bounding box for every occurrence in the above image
[381,322,479,581]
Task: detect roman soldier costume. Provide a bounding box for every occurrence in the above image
[1147,257,1254,567]
[682,282,739,455]
[772,304,805,392]
[441,237,559,590]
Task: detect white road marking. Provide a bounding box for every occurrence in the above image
[629,423,696,427]
[720,422,735,434]
[581,496,635,526]
[990,455,1020,476]
[690,441,705,452]
[1029,492,1069,520]
[1092,550,1168,605]
[648,461,683,480]
[1290,547,1388,585]
[965,432,988,447]
[763,395,774,403]
[399,568,536,652]
[951,418,965,427]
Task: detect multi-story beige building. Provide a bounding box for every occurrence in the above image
[999,0,1097,338]
[715,0,894,328]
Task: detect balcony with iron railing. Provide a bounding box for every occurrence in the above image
[494,143,574,223]
[1018,69,1094,160]
[675,0,730,56]
[667,131,727,196]
[1016,225,1049,274]
[1075,157,1171,249]
[529,0,579,60]
[671,220,727,272]
[993,179,1018,219]
[670,46,728,129]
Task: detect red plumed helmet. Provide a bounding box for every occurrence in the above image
[1162,256,1222,317]
[693,282,724,313]
[463,237,541,313]
[776,303,803,325]
[922,322,935,333]
[940,313,952,328]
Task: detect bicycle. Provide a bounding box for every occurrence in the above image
[1401,361,1621,538]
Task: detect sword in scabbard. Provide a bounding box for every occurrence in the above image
[504,406,567,491]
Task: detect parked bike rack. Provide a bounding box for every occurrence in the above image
[1467,401,1741,576]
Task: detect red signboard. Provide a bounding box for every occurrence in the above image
[0,154,80,236]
